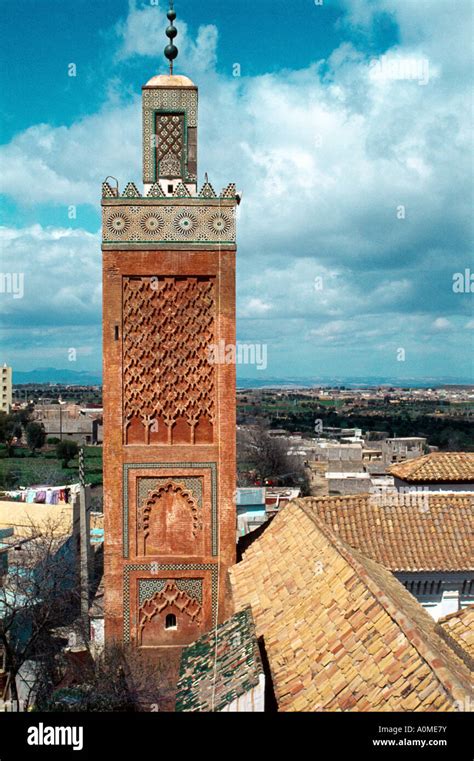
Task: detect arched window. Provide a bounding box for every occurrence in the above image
[165,613,177,630]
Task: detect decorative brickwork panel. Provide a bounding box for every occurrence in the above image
[137,479,203,556]
[123,276,216,445]
[122,563,217,646]
[156,112,185,177]
[138,475,203,509]
[138,579,203,646]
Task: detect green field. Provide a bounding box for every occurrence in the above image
[0,446,103,489]
[238,398,345,416]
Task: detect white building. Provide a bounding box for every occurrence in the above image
[0,365,12,413]
[313,441,363,468]
[383,437,427,464]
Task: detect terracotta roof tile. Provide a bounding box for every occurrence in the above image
[390,452,474,483]
[230,500,473,712]
[305,493,473,572]
[437,606,474,667]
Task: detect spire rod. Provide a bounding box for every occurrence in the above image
[164,0,179,75]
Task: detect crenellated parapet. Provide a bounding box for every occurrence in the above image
[101,180,236,199]
[101,181,238,246]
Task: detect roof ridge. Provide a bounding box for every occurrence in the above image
[304,491,470,501]
[299,493,372,505]
[437,604,474,625]
[390,451,474,483]
[293,498,473,706]
[435,621,474,673]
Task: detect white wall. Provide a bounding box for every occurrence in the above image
[220,673,265,712]
[395,573,474,621]
[394,479,474,492]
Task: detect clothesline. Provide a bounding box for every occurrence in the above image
[1,484,81,505]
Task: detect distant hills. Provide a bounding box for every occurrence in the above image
[10,367,472,389]
[13,368,102,385]
[237,376,474,389]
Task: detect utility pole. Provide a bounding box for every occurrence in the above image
[78,447,91,634]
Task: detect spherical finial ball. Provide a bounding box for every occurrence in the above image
[167,10,176,21]
[165,44,178,61]
[166,25,177,40]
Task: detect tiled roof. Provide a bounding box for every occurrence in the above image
[175,607,263,712]
[437,606,474,665]
[390,452,474,483]
[306,493,473,572]
[230,500,473,712]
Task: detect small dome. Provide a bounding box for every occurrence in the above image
[143,74,196,88]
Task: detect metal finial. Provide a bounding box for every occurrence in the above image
[165,0,178,75]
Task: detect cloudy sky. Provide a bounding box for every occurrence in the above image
[0,0,472,382]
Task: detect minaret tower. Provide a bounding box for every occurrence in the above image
[102,1,238,650]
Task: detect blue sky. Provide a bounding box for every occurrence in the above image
[0,0,472,381]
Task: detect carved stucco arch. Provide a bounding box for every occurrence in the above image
[138,480,202,555]
[138,581,202,641]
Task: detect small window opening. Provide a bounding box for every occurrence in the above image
[114,325,119,341]
[165,613,177,630]
[168,184,174,194]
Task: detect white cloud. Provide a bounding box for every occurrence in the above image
[240,298,272,317]
[0,223,102,370]
[432,317,452,330]
[115,0,218,74]
[340,0,472,84]
[0,224,101,324]
[0,0,472,377]
[0,103,141,205]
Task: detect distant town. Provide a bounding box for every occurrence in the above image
[1,368,473,714]
[1,373,473,504]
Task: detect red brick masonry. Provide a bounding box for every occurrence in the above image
[103,247,236,649]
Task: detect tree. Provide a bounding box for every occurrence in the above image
[238,427,288,484]
[25,422,46,455]
[56,440,79,469]
[238,425,310,493]
[7,535,177,712]
[0,518,78,706]
[39,644,177,712]
[0,413,25,457]
[16,406,35,427]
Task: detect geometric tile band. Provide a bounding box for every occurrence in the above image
[138,578,203,607]
[123,563,218,644]
[138,578,167,605]
[123,462,218,559]
[102,203,236,244]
